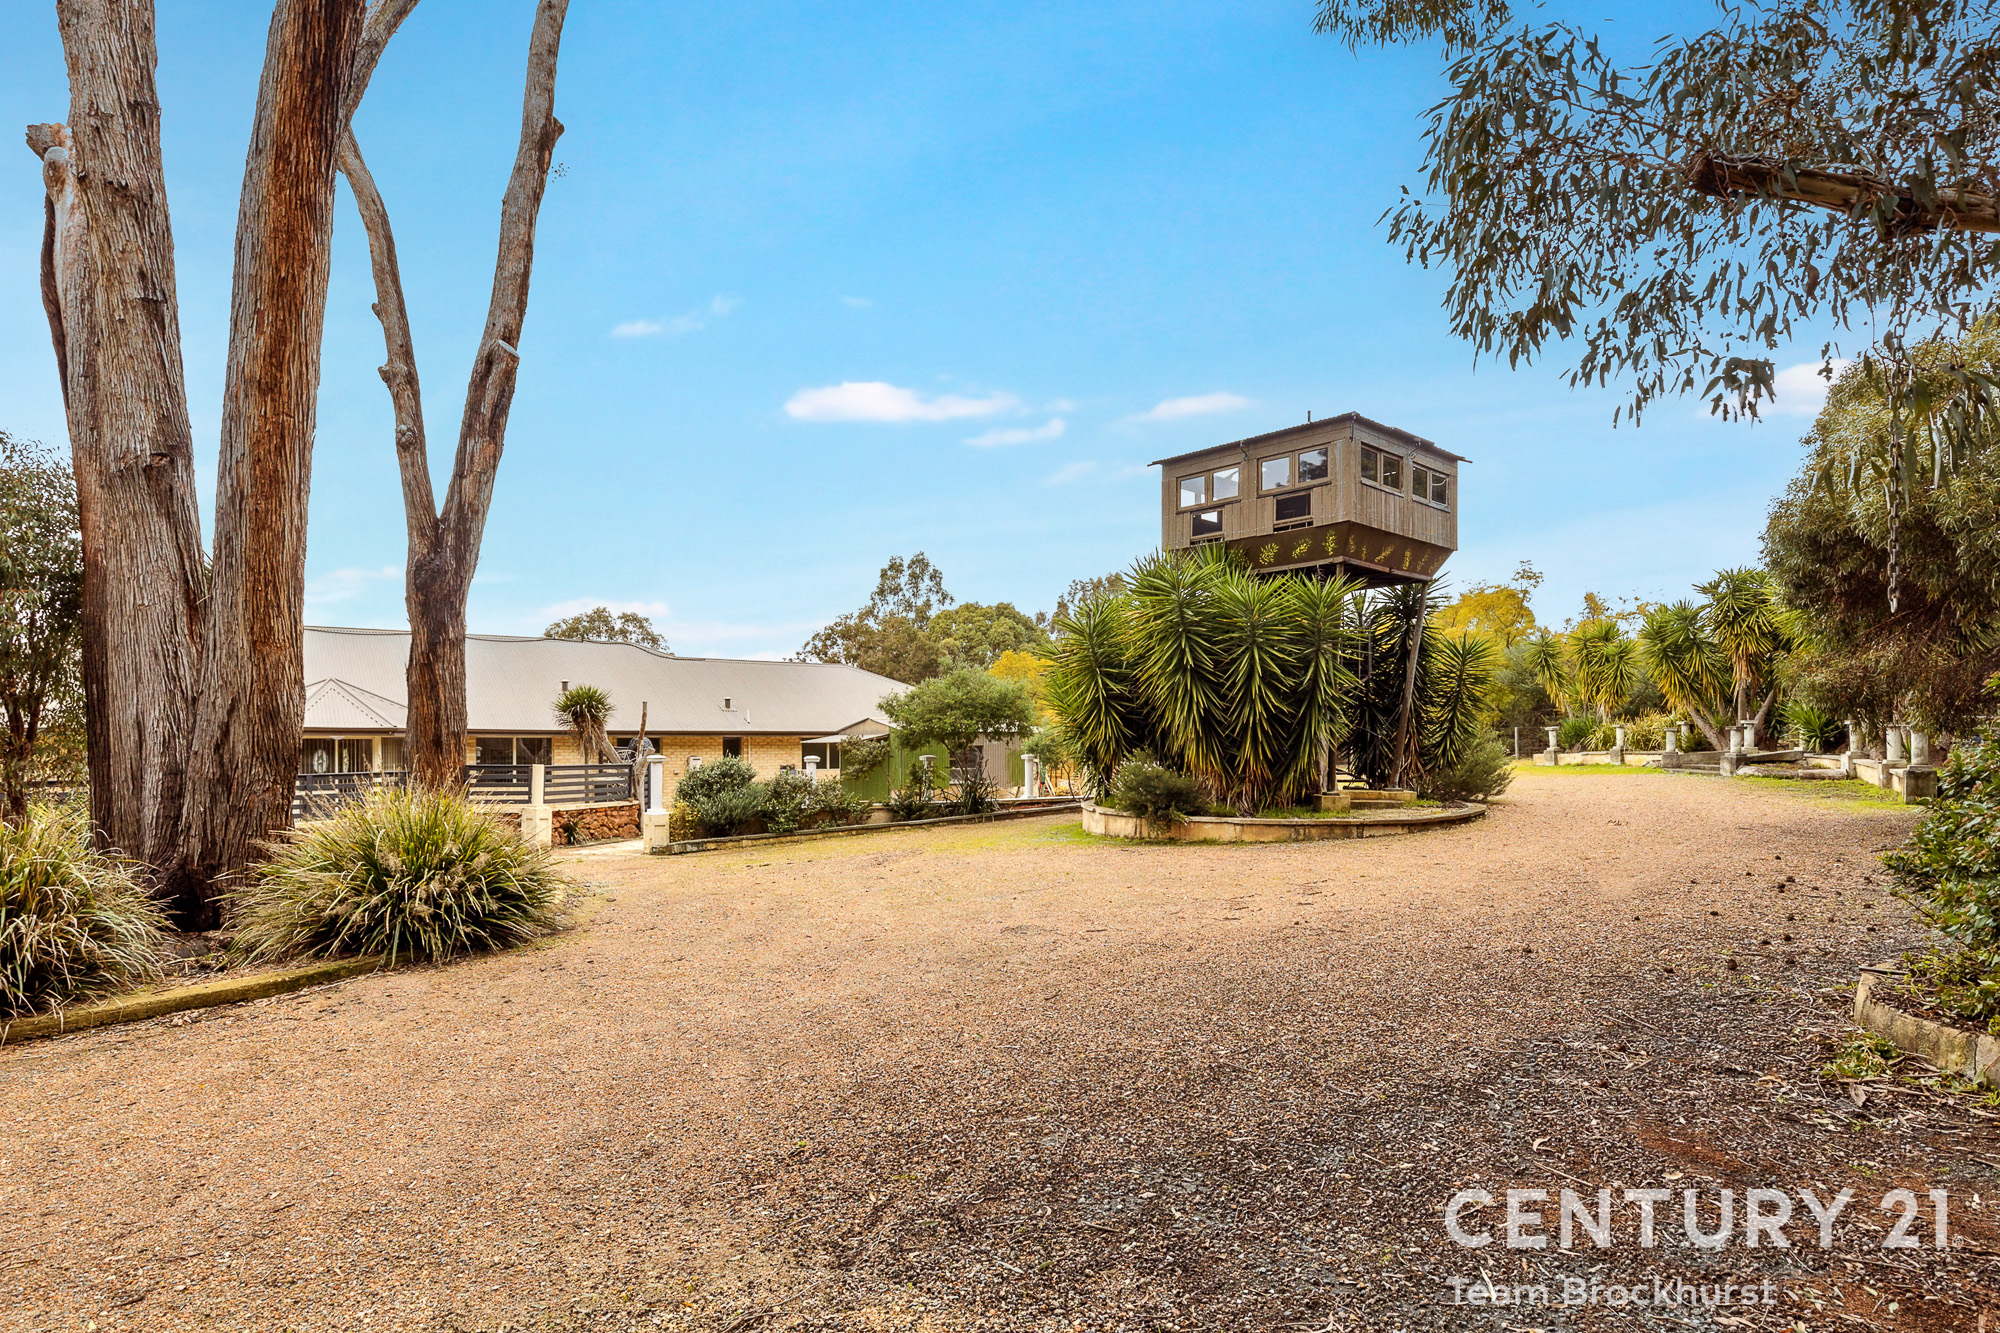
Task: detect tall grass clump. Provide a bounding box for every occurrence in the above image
[231,788,565,966]
[0,805,165,1018]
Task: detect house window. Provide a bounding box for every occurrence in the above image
[1430,469,1449,506]
[300,738,336,774]
[1362,446,1402,491]
[517,736,553,766]
[1211,465,1239,500]
[381,736,404,772]
[802,741,840,770]
[475,736,515,765]
[1274,492,1312,524]
[1260,456,1291,491]
[1298,447,1327,482]
[1178,475,1206,508]
[1190,508,1223,538]
[723,737,744,758]
[336,738,374,773]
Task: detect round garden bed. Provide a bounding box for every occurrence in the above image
[1081,800,1485,843]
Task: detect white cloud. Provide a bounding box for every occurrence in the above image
[610,295,738,339]
[305,565,398,606]
[965,418,1066,447]
[1044,461,1097,487]
[1767,359,1855,417]
[539,597,673,620]
[785,381,1020,423]
[1130,391,1251,423]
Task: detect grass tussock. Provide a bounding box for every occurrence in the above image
[0,805,166,1019]
[232,788,567,966]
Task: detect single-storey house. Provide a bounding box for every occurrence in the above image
[301,626,911,802]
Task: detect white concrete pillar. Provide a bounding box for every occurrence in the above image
[1886,727,1907,763]
[529,762,546,805]
[1544,726,1559,750]
[804,755,820,779]
[1613,725,1627,750]
[1663,726,1678,755]
[1022,753,1039,796]
[645,755,668,814]
[1910,730,1931,765]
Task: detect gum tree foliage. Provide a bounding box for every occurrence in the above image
[0,436,84,824]
[798,553,954,683]
[1766,327,2000,736]
[542,606,668,652]
[925,602,1048,671]
[1317,0,2000,601]
[1318,0,2000,412]
[1431,560,1541,645]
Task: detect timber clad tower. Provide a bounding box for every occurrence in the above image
[1155,413,1461,585]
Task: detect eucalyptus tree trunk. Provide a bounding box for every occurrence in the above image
[339,0,570,789]
[26,2,205,874]
[31,0,367,925]
[177,0,368,918]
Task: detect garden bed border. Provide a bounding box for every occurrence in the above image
[654,800,1084,855]
[0,955,384,1046]
[1080,800,1485,842]
[1854,964,2000,1088]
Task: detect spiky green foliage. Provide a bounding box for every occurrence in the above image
[1566,621,1642,723]
[553,683,616,763]
[1043,551,1366,810]
[0,805,165,1018]
[1783,701,1844,752]
[1883,738,2000,1027]
[230,788,566,966]
[1700,568,1787,721]
[1421,632,1501,777]
[1522,632,1569,713]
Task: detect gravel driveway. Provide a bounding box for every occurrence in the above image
[5,769,1994,1332]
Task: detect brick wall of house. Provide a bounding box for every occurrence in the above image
[648,734,805,804]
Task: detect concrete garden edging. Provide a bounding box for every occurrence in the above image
[1080,800,1484,843]
[0,955,384,1045]
[1854,965,2000,1087]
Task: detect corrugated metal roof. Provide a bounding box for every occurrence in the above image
[1149,413,1469,467]
[302,627,908,735]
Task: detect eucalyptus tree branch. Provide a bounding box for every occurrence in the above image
[1686,151,2000,235]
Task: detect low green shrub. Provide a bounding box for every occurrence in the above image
[1784,701,1843,753]
[761,769,816,835]
[1882,737,2000,1029]
[1620,712,1672,751]
[678,756,764,836]
[808,774,868,826]
[888,760,944,820]
[1556,716,1597,750]
[0,805,166,1019]
[1420,732,1514,802]
[230,788,565,966]
[1108,758,1206,823]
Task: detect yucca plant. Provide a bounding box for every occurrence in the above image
[552,683,616,762]
[1637,601,1733,750]
[0,804,165,1018]
[230,788,566,966]
[1566,621,1641,723]
[1783,701,1843,754]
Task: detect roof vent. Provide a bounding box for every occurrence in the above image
[723,697,733,710]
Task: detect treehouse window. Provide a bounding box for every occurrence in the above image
[1178,475,1206,508]
[1430,469,1449,506]
[1260,456,1291,491]
[1274,492,1312,524]
[1190,508,1223,538]
[1362,446,1402,491]
[1297,447,1327,482]
[1211,465,1240,501]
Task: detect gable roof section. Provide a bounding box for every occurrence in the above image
[1149,413,1468,468]
[303,677,409,731]
[302,627,910,735]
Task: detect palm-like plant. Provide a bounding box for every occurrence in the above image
[1040,551,1369,811]
[552,683,616,763]
[1698,567,1787,734]
[1636,601,1737,751]
[1523,631,1570,713]
[1566,620,1640,722]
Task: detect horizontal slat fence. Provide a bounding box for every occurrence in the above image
[542,763,632,805]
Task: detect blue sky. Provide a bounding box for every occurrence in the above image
[2,1,1838,658]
